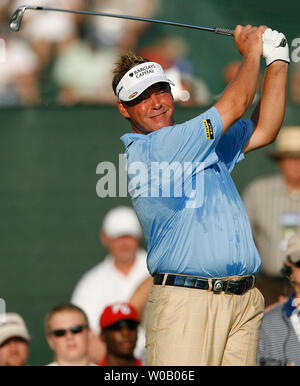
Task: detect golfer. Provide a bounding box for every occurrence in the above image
[112,25,289,365]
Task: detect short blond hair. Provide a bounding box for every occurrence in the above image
[112,51,149,95]
[44,303,89,335]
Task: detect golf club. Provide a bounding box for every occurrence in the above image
[9,5,287,47]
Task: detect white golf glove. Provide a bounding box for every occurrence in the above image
[262,28,290,66]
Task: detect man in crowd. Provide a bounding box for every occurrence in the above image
[112,25,289,365]
[0,312,30,366]
[98,302,142,366]
[45,303,95,366]
[243,126,300,306]
[258,232,300,366]
[71,206,149,363]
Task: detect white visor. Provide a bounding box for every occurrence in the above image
[116,62,175,102]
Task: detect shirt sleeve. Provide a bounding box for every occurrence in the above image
[257,311,283,366]
[148,106,222,166]
[216,119,254,172]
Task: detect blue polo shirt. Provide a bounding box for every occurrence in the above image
[121,107,261,278]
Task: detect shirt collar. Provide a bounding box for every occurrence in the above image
[284,292,297,317]
[120,133,148,149]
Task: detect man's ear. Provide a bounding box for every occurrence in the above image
[100,231,110,248]
[46,335,55,351]
[100,331,106,343]
[117,100,130,119]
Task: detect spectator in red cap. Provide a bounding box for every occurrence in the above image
[98,302,142,366]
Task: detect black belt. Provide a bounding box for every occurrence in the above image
[153,273,255,295]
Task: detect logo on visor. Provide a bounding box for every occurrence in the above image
[129,92,138,99]
[129,73,134,77]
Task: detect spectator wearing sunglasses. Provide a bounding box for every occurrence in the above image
[98,302,142,366]
[45,303,96,366]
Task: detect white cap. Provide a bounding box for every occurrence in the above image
[116,61,175,102]
[102,206,142,239]
[0,313,30,345]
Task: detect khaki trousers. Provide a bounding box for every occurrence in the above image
[145,282,264,366]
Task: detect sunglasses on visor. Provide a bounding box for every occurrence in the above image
[50,325,88,337]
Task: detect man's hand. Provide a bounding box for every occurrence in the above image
[262,28,290,66]
[234,25,268,58]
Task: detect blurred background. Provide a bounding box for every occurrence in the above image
[1,0,300,365]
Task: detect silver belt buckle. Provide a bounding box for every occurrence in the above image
[213,279,223,294]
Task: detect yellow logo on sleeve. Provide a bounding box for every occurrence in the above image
[203,119,214,140]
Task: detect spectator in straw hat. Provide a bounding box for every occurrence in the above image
[243,126,300,306]
[0,313,30,366]
[257,232,300,366]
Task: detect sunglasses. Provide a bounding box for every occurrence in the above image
[50,325,88,337]
[105,319,139,331]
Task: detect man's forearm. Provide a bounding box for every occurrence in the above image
[243,27,289,154]
[215,52,261,134]
[251,61,288,143]
[225,53,261,114]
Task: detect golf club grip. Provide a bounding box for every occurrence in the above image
[214,28,234,36]
[215,27,287,47]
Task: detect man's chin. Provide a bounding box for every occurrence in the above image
[117,254,136,262]
[6,357,26,366]
[133,115,174,133]
[150,120,172,132]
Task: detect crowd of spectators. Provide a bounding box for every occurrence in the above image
[0,301,142,366]
[0,0,214,107]
[2,1,300,107]
[0,0,158,106]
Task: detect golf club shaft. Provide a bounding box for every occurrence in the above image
[10,5,234,36]
[9,5,287,47]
